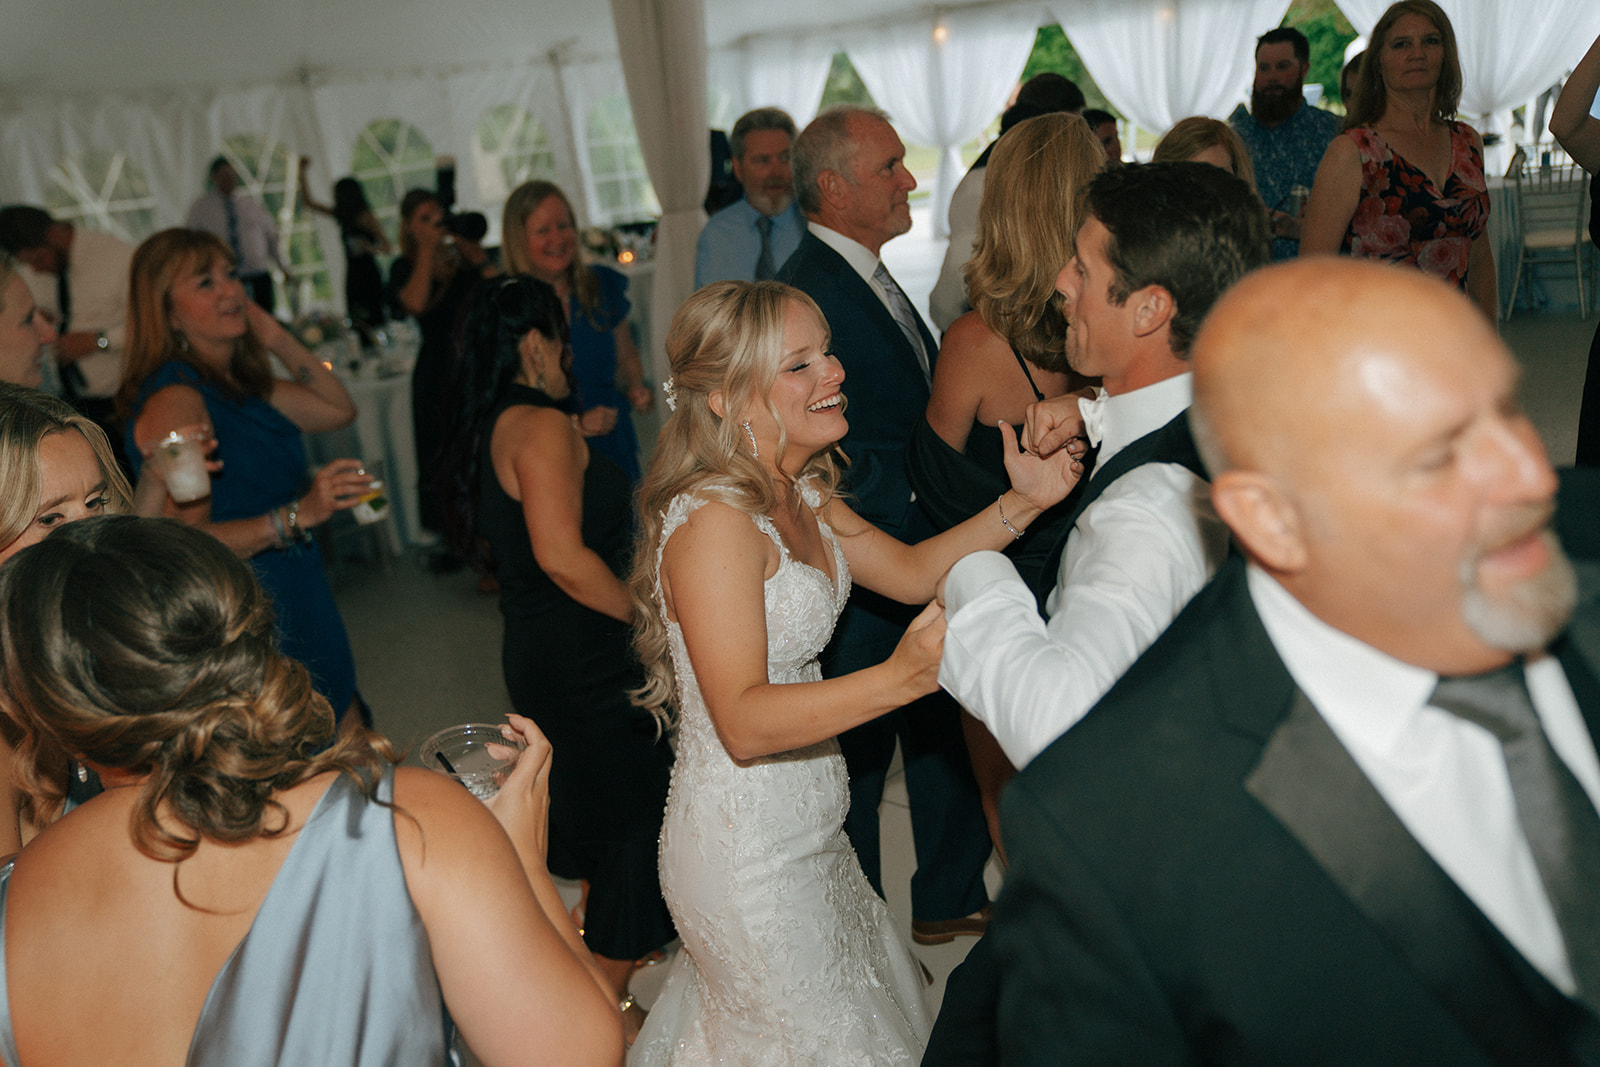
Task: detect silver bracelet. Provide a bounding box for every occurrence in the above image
[997,494,1023,540]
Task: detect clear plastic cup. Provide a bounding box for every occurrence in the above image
[148,430,211,504]
[352,459,389,525]
[420,723,523,800]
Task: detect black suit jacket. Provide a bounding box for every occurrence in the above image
[777,231,937,538]
[991,554,1600,1066]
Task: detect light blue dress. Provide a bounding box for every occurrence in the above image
[0,769,451,1066]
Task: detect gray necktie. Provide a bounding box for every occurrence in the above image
[224,195,243,265]
[871,261,929,383]
[754,215,775,281]
[1431,661,1600,1007]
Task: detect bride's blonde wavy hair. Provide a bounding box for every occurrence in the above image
[630,281,843,731]
[0,515,397,863]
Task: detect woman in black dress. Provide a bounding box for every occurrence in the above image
[439,274,673,1040]
[389,189,481,543]
[299,162,390,331]
[1553,31,1600,466]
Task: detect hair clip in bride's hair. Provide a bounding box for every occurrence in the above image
[663,376,677,412]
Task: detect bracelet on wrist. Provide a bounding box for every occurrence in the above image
[997,493,1024,540]
[268,507,288,548]
[285,499,313,544]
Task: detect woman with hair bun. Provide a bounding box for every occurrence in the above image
[437,274,673,1040]
[0,515,622,1066]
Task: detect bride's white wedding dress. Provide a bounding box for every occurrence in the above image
[629,490,931,1066]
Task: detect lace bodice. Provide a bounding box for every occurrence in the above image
[653,486,851,757]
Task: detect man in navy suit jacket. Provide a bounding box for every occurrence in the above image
[976,259,1600,1064]
[777,105,992,941]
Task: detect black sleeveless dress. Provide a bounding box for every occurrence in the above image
[907,346,1078,599]
[477,383,674,960]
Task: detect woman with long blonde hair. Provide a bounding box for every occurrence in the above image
[627,281,1081,1064]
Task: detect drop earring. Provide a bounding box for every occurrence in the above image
[741,420,759,459]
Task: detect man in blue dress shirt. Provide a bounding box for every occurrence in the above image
[1229,27,1341,261]
[694,108,805,288]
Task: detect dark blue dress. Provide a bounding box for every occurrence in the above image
[127,362,359,718]
[569,265,641,482]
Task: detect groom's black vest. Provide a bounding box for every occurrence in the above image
[1027,410,1209,611]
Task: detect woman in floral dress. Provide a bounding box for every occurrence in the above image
[1300,0,1494,320]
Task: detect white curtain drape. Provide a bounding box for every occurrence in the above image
[1048,0,1291,134]
[711,36,836,128]
[610,0,710,383]
[845,6,1041,238]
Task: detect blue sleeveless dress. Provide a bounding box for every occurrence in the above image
[0,770,450,1065]
[569,265,641,482]
[126,362,358,718]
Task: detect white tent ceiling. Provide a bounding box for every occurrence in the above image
[1,0,970,98]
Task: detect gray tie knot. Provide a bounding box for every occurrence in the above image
[1430,663,1539,742]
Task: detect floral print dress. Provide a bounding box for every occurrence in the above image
[1340,121,1488,292]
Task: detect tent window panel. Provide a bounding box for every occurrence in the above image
[352,119,437,246]
[584,95,659,226]
[45,150,156,245]
[473,104,556,241]
[218,134,332,310]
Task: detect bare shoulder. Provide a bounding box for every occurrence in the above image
[937,312,1009,374]
[491,403,581,481]
[1317,132,1360,170]
[391,766,515,877]
[663,498,772,567]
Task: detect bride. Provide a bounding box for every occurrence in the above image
[627,281,1080,1064]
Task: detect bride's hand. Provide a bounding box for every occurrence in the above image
[886,600,947,702]
[1000,420,1083,512]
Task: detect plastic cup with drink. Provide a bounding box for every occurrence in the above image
[146,430,212,503]
[352,459,389,525]
[421,723,525,800]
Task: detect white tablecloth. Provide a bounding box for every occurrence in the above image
[306,350,422,554]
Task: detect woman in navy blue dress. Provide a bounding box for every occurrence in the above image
[118,229,375,728]
[500,181,653,481]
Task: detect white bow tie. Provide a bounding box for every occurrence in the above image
[1078,391,1110,448]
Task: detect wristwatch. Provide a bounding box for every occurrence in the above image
[94,331,109,350]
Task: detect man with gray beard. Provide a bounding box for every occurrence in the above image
[979,259,1600,1065]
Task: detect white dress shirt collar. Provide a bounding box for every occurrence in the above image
[808,222,880,288]
[1246,562,1600,994]
[1077,372,1192,463]
[1247,563,1437,753]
